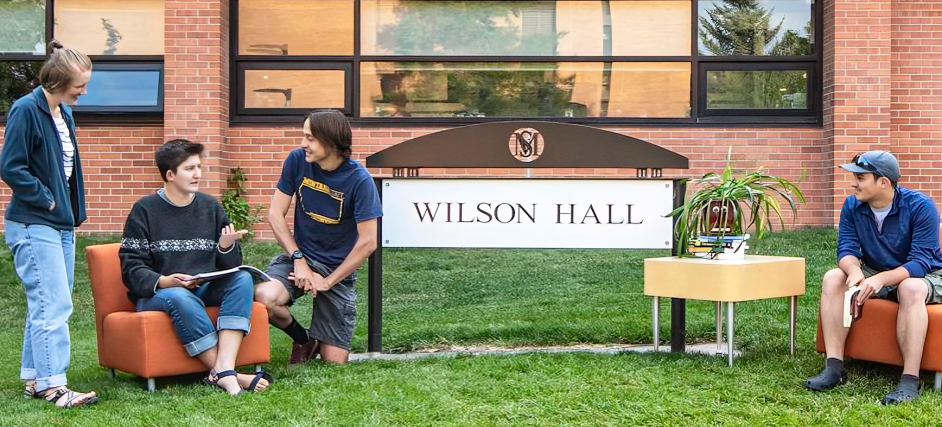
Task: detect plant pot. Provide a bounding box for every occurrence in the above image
[704,200,735,234]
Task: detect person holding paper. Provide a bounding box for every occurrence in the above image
[805,150,942,404]
[254,109,381,364]
[119,139,272,395]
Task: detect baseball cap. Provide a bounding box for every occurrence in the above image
[839,150,901,181]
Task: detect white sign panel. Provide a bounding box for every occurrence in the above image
[381,179,674,249]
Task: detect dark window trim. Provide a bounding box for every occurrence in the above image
[229,0,823,127]
[697,61,816,117]
[0,53,47,61]
[88,55,165,63]
[235,61,353,116]
[230,116,821,128]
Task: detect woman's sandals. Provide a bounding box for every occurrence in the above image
[204,369,274,395]
[38,386,99,408]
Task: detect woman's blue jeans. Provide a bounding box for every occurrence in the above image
[136,270,254,357]
[5,221,75,392]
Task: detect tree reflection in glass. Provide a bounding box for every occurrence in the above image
[0,61,42,115]
[698,0,812,56]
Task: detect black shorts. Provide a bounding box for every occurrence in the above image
[266,254,357,350]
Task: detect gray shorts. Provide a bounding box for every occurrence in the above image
[860,263,942,304]
[266,254,357,350]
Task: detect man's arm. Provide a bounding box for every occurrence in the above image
[900,198,942,278]
[268,189,316,292]
[316,219,378,291]
[269,189,300,256]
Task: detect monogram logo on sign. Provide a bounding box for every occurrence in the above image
[509,128,544,162]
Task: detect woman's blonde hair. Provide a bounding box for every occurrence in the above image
[39,40,92,93]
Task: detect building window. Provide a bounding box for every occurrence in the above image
[72,62,163,113]
[237,62,353,116]
[232,0,820,125]
[0,0,165,124]
[0,0,46,54]
[54,0,165,56]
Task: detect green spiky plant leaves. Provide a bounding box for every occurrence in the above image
[666,147,805,256]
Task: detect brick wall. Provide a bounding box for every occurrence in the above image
[825,0,893,223]
[164,0,230,197]
[1,0,939,239]
[890,1,942,203]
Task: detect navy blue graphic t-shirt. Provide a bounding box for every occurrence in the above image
[277,148,382,268]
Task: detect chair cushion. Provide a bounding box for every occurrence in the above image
[100,303,271,378]
[816,299,942,372]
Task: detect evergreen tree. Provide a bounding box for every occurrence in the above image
[0,61,41,114]
[699,0,783,56]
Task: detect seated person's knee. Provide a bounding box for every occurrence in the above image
[254,282,278,307]
[898,278,928,304]
[821,268,847,294]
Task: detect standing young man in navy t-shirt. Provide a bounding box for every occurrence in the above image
[255,109,382,364]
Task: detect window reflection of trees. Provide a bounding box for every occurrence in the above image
[373,1,575,118]
[0,0,45,53]
[699,0,811,110]
[0,62,42,114]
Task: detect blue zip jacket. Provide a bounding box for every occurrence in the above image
[837,186,942,278]
[1,86,87,230]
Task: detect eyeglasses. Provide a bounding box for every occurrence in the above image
[852,154,881,176]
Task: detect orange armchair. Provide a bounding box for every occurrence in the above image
[87,243,270,391]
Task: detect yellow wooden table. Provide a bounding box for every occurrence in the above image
[644,255,806,366]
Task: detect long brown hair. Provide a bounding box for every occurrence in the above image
[39,40,92,94]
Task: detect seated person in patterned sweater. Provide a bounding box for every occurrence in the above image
[119,139,272,395]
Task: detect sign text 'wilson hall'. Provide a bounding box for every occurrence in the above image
[412,202,646,225]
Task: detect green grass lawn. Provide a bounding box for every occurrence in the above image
[0,228,937,426]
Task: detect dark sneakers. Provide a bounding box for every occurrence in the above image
[288,340,320,365]
[882,381,922,405]
[804,367,847,391]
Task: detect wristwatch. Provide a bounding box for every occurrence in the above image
[291,250,305,261]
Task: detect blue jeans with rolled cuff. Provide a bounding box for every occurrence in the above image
[5,221,75,392]
[136,270,254,357]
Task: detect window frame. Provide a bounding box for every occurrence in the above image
[0,0,165,125]
[235,61,354,120]
[696,61,817,123]
[227,0,821,127]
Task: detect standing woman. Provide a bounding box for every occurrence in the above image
[0,41,97,408]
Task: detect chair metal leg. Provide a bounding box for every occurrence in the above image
[935,372,941,391]
[727,302,735,367]
[715,301,723,352]
[255,364,262,372]
[107,369,115,381]
[146,378,156,392]
[652,297,660,352]
[789,296,797,355]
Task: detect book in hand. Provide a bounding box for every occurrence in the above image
[843,285,864,327]
[182,265,272,283]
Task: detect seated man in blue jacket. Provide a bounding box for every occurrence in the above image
[805,150,942,404]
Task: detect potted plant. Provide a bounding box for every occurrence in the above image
[666,148,805,257]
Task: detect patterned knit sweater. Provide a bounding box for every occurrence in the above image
[119,191,242,302]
